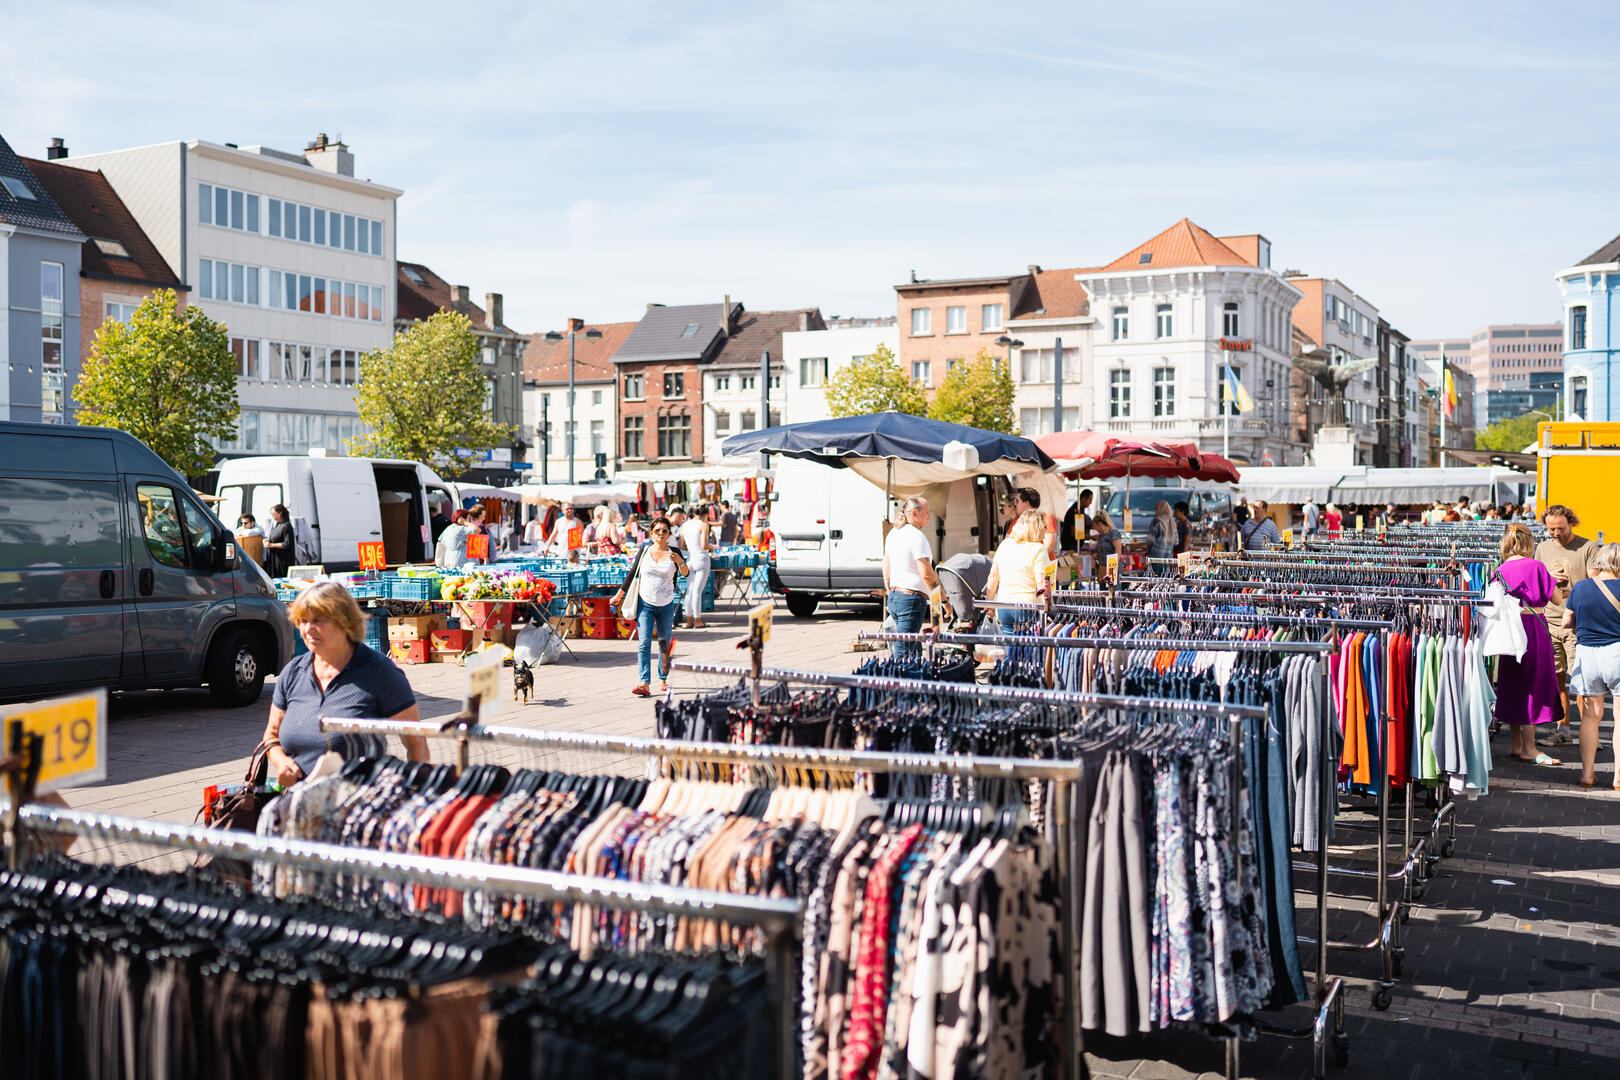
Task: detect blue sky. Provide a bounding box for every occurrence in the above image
[3,0,1616,338]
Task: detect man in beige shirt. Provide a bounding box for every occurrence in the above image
[1536,504,1598,746]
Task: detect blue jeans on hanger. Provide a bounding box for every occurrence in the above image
[887,590,927,660]
[636,598,677,685]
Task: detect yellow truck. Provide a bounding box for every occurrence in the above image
[1537,422,1620,542]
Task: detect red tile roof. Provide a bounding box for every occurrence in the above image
[1095,218,1252,273]
[708,307,825,370]
[396,261,504,331]
[524,321,638,384]
[1010,267,1094,320]
[22,157,181,288]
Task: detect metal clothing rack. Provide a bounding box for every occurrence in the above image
[14,803,805,1077]
[665,660,1347,1077]
[977,599,1396,633]
[862,630,1338,656]
[1119,578,1482,600]
[320,717,1091,1080]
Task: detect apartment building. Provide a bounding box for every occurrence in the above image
[893,272,1028,389]
[702,307,824,460]
[61,134,400,456]
[779,318,899,425]
[0,131,85,422]
[1005,266,1093,435]
[523,319,636,482]
[1556,233,1620,422]
[1411,323,1564,426]
[1080,220,1301,466]
[612,300,732,467]
[1286,273,1382,464]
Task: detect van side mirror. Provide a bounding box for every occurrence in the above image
[216,531,236,571]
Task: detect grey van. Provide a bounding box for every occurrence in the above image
[0,422,295,706]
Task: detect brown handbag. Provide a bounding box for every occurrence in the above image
[195,742,277,879]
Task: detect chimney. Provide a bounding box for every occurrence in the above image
[568,317,584,333]
[721,295,731,336]
[485,292,504,329]
[450,285,471,316]
[1027,264,1042,275]
[799,311,810,332]
[305,133,355,177]
[46,138,68,160]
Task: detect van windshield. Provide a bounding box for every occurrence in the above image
[1105,490,1186,519]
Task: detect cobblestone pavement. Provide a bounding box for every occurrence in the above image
[57,599,1620,1079]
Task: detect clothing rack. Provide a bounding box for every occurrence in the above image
[862,630,1338,655]
[1116,579,1482,601]
[1218,553,1480,570]
[15,802,805,1077]
[320,718,1091,1080]
[667,660,1347,1078]
[976,599,1396,632]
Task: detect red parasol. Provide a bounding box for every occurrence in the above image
[1034,431,1204,479]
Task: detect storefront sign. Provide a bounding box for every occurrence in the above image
[0,689,106,797]
[1218,338,1253,352]
[358,542,387,570]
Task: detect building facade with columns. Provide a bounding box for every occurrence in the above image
[1078,220,1301,466]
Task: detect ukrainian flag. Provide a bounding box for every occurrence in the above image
[1223,365,1255,414]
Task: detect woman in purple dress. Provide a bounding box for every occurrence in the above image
[1495,524,1564,764]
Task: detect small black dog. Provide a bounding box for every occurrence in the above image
[512,659,535,705]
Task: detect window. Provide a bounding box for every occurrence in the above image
[1571,306,1587,350]
[199,260,215,300]
[137,484,190,569]
[740,375,757,391]
[1223,301,1240,337]
[912,360,931,383]
[104,300,138,323]
[268,198,281,236]
[769,374,780,390]
[663,371,685,398]
[1019,407,1078,435]
[740,409,756,431]
[800,357,828,387]
[681,323,700,337]
[2,175,37,200]
[713,375,731,392]
[40,262,63,370]
[1111,306,1129,341]
[946,358,962,373]
[624,374,645,400]
[1572,376,1588,417]
[329,211,342,248]
[945,305,966,333]
[1153,366,1175,416]
[910,307,931,335]
[230,337,261,379]
[657,413,691,458]
[591,390,603,406]
[713,410,731,433]
[371,220,383,256]
[313,276,326,314]
[246,195,259,233]
[590,420,605,455]
[298,204,312,243]
[982,303,1004,331]
[93,238,130,259]
[1109,369,1131,418]
[344,281,356,319]
[1020,348,1055,383]
[371,286,383,321]
[344,214,356,250]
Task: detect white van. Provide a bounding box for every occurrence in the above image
[214,454,453,570]
[770,457,999,616]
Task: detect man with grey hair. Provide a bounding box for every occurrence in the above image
[882,496,939,659]
[1538,504,1599,746]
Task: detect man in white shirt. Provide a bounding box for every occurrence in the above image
[1303,498,1320,538]
[882,496,939,660]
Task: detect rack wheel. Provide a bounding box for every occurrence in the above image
[1399,904,1411,923]
[1439,838,1456,858]
[1372,986,1393,1010]
[1333,1035,1350,1068]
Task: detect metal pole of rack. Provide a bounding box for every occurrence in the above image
[976,598,1396,632]
[1119,578,1480,599]
[860,630,1338,655]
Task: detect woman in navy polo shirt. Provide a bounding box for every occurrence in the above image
[1563,543,1620,790]
[262,582,429,787]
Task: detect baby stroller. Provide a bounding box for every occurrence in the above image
[936,553,993,632]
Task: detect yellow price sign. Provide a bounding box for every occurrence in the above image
[749,601,773,645]
[1106,553,1120,581]
[1283,528,1294,549]
[1177,551,1192,575]
[0,689,106,797]
[1355,515,1365,533]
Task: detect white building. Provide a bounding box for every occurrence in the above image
[62,134,400,456]
[1078,220,1300,465]
[1004,268,1093,434]
[778,319,899,425]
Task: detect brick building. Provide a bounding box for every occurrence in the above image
[893,272,1030,388]
[612,300,733,466]
[24,146,187,363]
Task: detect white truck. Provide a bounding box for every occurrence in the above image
[214,453,455,570]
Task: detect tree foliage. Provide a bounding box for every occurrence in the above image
[350,311,514,478]
[1475,412,1543,453]
[929,349,1016,433]
[823,343,929,418]
[74,289,239,477]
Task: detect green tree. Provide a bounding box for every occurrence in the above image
[929,349,1016,433]
[823,343,929,418]
[73,289,238,476]
[1475,412,1543,452]
[350,311,514,477]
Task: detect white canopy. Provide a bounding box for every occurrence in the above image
[449,482,523,502]
[1234,466,1526,505]
[510,481,640,506]
[614,459,759,484]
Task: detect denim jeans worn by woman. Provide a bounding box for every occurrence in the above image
[887,590,928,661]
[637,599,678,685]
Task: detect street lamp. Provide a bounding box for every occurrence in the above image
[993,335,1023,364]
[543,324,604,483]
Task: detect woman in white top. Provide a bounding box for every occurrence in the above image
[677,502,713,629]
[611,515,688,696]
[522,513,547,551]
[984,510,1053,632]
[436,510,469,570]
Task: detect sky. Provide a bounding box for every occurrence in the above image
[3,0,1617,339]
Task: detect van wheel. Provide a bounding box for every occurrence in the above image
[208,628,267,707]
[786,593,819,618]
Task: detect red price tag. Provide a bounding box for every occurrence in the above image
[466,533,490,561]
[358,541,387,570]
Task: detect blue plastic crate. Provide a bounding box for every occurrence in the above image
[346,580,389,600]
[538,567,588,595]
[276,584,302,602]
[546,596,569,618]
[362,614,386,650]
[587,561,629,587]
[386,574,441,601]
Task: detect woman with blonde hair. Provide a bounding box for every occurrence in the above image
[1494,523,1563,764]
[985,510,1054,631]
[261,582,429,788]
[1562,542,1620,787]
[1147,499,1176,572]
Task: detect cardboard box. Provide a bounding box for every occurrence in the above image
[582,617,615,639]
[581,596,614,619]
[430,627,473,652]
[470,627,517,649]
[388,614,445,641]
[615,618,635,639]
[557,616,583,638]
[388,640,431,665]
[430,649,465,666]
[455,601,513,630]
